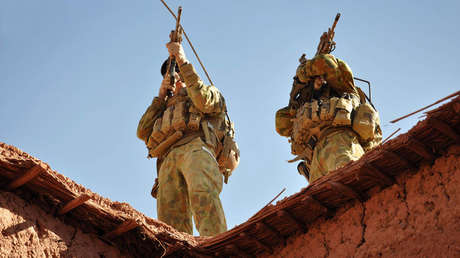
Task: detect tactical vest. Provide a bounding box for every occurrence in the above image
[146,88,239,175]
[289,90,381,162]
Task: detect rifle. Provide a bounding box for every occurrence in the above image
[167,6,183,92]
[160,0,214,86]
[315,13,341,56]
[289,13,340,108]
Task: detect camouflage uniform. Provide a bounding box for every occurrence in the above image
[157,137,226,235]
[276,54,381,183]
[137,62,227,236]
[309,128,364,182]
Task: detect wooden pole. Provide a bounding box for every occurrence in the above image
[382,128,401,144]
[390,91,459,123]
[430,118,460,143]
[7,164,44,190]
[326,181,364,202]
[104,219,139,239]
[58,194,91,215]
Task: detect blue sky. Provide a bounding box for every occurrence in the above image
[1,0,459,234]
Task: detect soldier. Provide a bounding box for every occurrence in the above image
[275,14,382,183]
[137,41,239,236]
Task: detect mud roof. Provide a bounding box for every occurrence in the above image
[0,145,199,257]
[1,93,458,257]
[196,93,460,256]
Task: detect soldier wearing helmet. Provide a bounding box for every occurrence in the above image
[137,41,239,236]
[275,15,382,183]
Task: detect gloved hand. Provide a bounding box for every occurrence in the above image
[166,42,188,65]
[158,74,173,100]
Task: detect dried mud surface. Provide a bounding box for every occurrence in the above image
[264,145,460,258]
[0,142,199,257]
[1,96,458,257]
[0,191,123,258]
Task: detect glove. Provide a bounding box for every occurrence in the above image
[166,42,188,65]
[158,75,173,100]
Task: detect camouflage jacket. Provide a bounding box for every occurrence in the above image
[137,62,226,146]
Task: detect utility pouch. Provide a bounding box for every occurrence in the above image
[201,120,213,146]
[172,102,187,131]
[147,136,158,150]
[329,97,339,119]
[213,118,226,140]
[149,131,184,158]
[297,161,310,182]
[306,135,318,150]
[217,134,240,183]
[311,100,319,122]
[352,102,380,141]
[320,99,331,121]
[290,141,305,156]
[161,106,174,135]
[291,118,304,145]
[151,178,159,199]
[301,102,312,128]
[151,118,165,143]
[188,112,201,131]
[332,97,353,126]
[302,147,313,163]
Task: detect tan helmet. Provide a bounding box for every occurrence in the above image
[295,54,329,83]
[295,53,309,83]
[296,63,310,83]
[298,53,357,95]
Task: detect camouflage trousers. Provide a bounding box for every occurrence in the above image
[157,137,227,236]
[309,128,365,182]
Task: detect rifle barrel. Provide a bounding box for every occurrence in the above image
[175,7,182,34]
[169,7,182,86]
[331,13,340,31]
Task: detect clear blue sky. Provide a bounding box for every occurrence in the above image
[1,1,459,234]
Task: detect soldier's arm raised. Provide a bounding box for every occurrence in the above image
[180,62,225,114]
[167,42,224,114]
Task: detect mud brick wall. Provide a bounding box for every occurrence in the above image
[264,146,460,258]
[0,191,122,258]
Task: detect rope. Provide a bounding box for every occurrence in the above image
[160,0,214,85]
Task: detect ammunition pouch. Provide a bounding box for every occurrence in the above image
[352,102,380,141]
[147,94,239,182]
[291,95,358,141]
[297,161,310,182]
[289,93,382,160]
[151,178,159,199]
[275,106,294,137]
[332,97,353,126]
[216,120,240,183]
[147,95,204,158]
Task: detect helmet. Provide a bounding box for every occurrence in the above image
[296,62,310,83]
[297,54,357,95]
[160,58,180,77]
